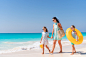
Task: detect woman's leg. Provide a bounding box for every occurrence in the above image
[50,40,57,53]
[42,44,44,54]
[58,40,62,53]
[46,45,50,52]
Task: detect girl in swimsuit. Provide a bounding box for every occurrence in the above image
[40,26,51,54]
[70,25,78,55]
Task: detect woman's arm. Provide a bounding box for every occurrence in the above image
[74,32,78,41]
[51,24,54,39]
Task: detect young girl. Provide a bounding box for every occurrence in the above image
[70,25,78,55]
[40,26,50,54]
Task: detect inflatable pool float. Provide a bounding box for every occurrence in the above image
[66,28,83,45]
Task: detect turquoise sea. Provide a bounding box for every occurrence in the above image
[0,32,86,54]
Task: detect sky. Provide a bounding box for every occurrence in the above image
[0,0,86,33]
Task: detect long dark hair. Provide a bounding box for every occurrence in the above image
[44,26,48,32]
[52,17,60,23]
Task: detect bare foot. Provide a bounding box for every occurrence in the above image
[59,51,62,53]
[71,53,74,55]
[49,51,53,54]
[42,52,44,54]
[74,51,76,53]
[49,50,51,53]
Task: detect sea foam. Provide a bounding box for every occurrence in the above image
[0,39,86,54]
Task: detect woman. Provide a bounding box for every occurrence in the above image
[50,17,63,54]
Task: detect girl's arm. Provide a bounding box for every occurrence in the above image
[40,35,43,43]
[47,35,51,38]
[51,24,54,39]
[74,32,78,41]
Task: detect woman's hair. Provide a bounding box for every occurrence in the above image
[44,26,48,32]
[52,17,60,23]
[72,25,75,28]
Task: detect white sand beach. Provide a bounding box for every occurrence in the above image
[0,42,86,57]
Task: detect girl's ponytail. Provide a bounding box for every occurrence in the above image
[44,26,48,32]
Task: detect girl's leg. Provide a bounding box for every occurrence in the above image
[46,45,50,52]
[50,40,57,53]
[58,40,62,53]
[42,44,44,54]
[71,45,74,55]
[73,45,76,53]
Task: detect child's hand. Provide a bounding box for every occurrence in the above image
[40,41,41,43]
[47,36,51,38]
[76,39,78,41]
[51,36,53,39]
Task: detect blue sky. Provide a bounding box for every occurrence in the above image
[0,0,86,33]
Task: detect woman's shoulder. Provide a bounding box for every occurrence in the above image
[58,23,61,25]
[53,24,55,25]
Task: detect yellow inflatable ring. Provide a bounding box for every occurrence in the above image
[66,28,83,45]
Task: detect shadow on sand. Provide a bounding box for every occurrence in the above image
[45,51,86,55]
